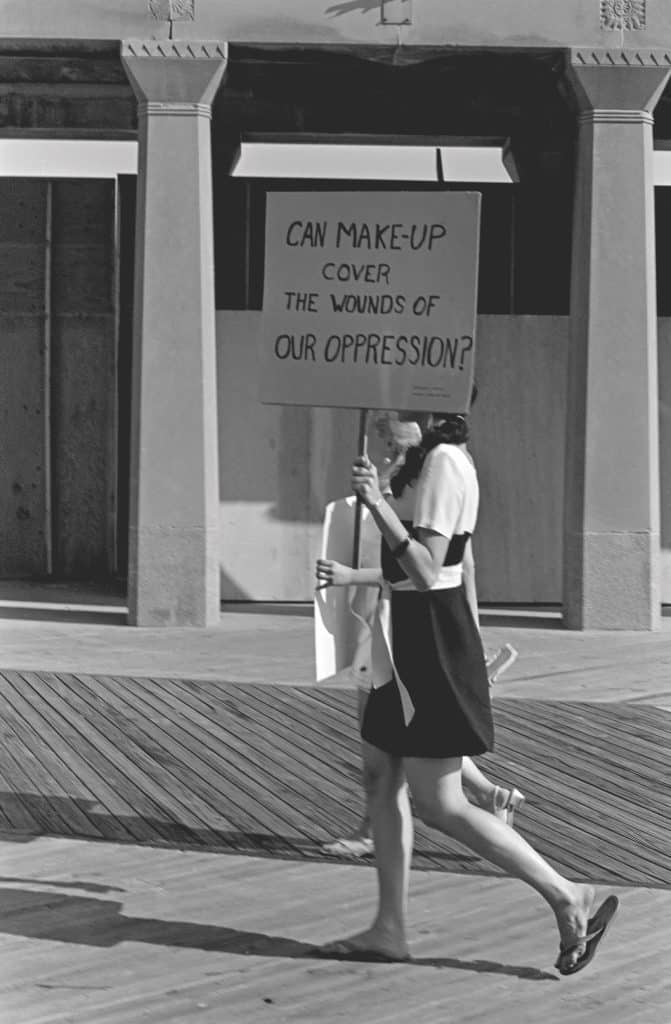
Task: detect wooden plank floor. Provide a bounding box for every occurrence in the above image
[1,670,670,1024]
[1,839,669,1024]
[0,671,669,886]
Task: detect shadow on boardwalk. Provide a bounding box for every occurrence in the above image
[0,885,557,981]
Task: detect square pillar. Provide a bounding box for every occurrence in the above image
[564,51,670,629]
[121,41,227,626]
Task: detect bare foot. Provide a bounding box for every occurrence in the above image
[315,926,410,962]
[322,817,373,857]
[322,835,375,857]
[554,884,595,971]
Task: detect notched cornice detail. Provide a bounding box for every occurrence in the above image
[571,48,671,67]
[121,40,227,60]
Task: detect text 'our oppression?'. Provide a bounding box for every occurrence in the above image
[273,331,474,370]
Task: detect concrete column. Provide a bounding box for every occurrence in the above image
[121,41,227,626]
[564,51,670,630]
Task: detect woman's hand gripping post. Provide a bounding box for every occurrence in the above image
[351,455,383,510]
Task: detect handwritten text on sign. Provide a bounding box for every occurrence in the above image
[259,192,481,412]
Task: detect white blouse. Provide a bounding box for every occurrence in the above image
[396,443,479,591]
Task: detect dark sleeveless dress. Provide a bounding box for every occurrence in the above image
[360,521,494,758]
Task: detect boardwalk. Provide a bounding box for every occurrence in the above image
[0,671,669,886]
[0,664,670,1023]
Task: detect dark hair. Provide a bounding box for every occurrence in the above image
[390,381,477,498]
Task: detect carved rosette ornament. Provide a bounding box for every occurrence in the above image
[149,0,194,20]
[600,0,646,30]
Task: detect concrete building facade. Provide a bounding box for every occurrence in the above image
[1,2,671,628]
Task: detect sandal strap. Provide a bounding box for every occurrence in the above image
[559,923,604,956]
[558,935,587,955]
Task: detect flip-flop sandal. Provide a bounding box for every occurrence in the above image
[555,895,619,976]
[309,943,411,964]
[322,837,375,857]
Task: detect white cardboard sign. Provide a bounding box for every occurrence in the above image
[259,190,480,412]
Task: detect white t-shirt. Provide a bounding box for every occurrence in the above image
[395,443,479,591]
[414,444,478,536]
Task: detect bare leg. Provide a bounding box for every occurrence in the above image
[319,740,412,960]
[353,688,373,838]
[358,704,513,827]
[405,757,595,969]
[364,741,412,953]
[462,755,498,806]
[322,688,372,853]
[462,756,524,823]
[324,744,521,855]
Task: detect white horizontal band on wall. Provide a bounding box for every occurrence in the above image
[139,101,212,118]
[578,109,655,126]
[3,139,671,183]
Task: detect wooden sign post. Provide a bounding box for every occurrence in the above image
[352,407,370,570]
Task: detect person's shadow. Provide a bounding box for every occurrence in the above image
[0,887,557,980]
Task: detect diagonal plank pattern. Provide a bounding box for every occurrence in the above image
[0,670,669,887]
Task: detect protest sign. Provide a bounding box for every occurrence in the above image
[259,190,480,413]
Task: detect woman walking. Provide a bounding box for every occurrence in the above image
[315,410,617,975]
[318,410,523,858]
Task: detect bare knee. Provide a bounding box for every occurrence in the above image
[361,747,403,802]
[362,760,394,800]
[412,789,465,832]
[411,793,441,830]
